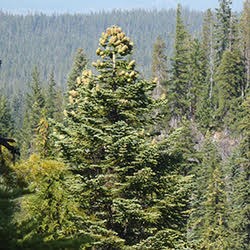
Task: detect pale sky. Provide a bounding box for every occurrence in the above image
[0,0,244,14]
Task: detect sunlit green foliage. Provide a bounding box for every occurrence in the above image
[0,1,249,249]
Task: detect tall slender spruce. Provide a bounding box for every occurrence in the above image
[169,4,191,122]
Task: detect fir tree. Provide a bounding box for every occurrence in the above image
[229,14,240,51]
[67,48,88,91]
[34,110,50,158]
[0,98,21,248]
[55,25,191,249]
[241,0,250,90]
[202,9,215,69]
[227,95,250,249]
[214,0,232,65]
[196,9,216,130]
[188,138,229,249]
[169,4,191,122]
[214,49,247,127]
[45,70,58,120]
[151,35,168,98]
[14,155,93,249]
[26,66,45,127]
[0,148,20,249]
[188,39,207,120]
[39,70,64,157]
[0,94,13,137]
[21,66,45,158]
[11,91,25,136]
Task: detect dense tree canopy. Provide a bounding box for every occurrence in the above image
[0,1,249,249]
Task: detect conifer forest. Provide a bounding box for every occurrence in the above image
[0,0,249,249]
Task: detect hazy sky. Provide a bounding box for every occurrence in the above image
[0,0,244,14]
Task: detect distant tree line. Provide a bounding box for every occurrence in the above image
[0,8,203,95]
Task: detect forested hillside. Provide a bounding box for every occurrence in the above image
[0,0,249,249]
[0,8,203,95]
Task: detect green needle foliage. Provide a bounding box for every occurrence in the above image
[226,96,250,249]
[151,35,168,98]
[169,4,191,122]
[20,67,46,158]
[214,0,232,66]
[188,138,229,249]
[13,154,93,250]
[67,48,88,92]
[0,94,13,137]
[214,49,247,128]
[188,39,207,120]
[1,2,249,248]
[54,25,191,249]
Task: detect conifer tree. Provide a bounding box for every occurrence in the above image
[21,66,45,158]
[26,67,45,127]
[197,9,216,130]
[11,91,25,136]
[55,25,191,249]
[188,39,207,120]
[67,48,88,91]
[241,0,250,89]
[0,96,20,248]
[45,70,58,120]
[227,96,250,249]
[229,14,240,51]
[212,0,233,121]
[188,138,229,249]
[202,9,215,70]
[214,49,247,127]
[39,70,64,157]
[169,4,191,122]
[200,166,229,249]
[214,0,232,65]
[151,35,168,98]
[0,148,20,249]
[14,155,93,249]
[0,94,13,137]
[34,110,50,158]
